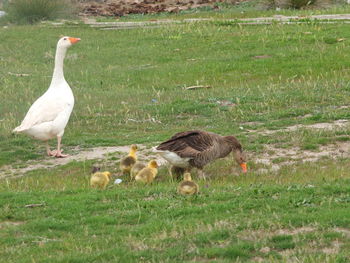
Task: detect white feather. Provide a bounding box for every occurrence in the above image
[13,37,76,142]
[156,150,190,168]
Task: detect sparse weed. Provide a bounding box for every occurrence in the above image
[3,0,75,24]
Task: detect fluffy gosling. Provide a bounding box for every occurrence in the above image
[130,162,146,179]
[90,171,112,190]
[177,172,199,195]
[120,144,138,175]
[135,160,158,184]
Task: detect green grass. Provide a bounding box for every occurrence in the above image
[269,234,296,250]
[1,20,349,164]
[0,160,350,262]
[0,9,350,262]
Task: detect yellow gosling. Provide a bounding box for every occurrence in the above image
[135,160,158,184]
[120,144,138,175]
[90,171,112,190]
[130,162,146,179]
[178,172,199,195]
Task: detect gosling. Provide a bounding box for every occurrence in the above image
[130,162,146,179]
[90,171,112,190]
[177,172,199,195]
[135,160,158,184]
[120,144,138,175]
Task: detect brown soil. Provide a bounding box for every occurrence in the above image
[0,120,348,178]
[0,145,167,179]
[79,0,239,17]
[238,226,317,241]
[0,221,25,229]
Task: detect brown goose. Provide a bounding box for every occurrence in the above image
[155,130,247,177]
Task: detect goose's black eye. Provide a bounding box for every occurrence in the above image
[63,37,67,40]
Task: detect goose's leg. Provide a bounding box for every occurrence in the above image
[197,169,207,180]
[46,141,57,156]
[171,166,186,180]
[54,136,68,158]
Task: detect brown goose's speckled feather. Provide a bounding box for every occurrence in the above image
[157,130,243,169]
[157,130,213,155]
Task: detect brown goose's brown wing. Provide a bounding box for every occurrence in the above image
[156,130,217,158]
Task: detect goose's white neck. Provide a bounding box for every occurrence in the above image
[51,45,67,85]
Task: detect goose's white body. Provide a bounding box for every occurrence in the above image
[158,150,190,168]
[13,36,80,157]
[152,147,190,168]
[14,80,74,141]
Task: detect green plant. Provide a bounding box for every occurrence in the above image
[290,0,316,8]
[261,0,317,9]
[4,0,75,24]
[270,234,296,250]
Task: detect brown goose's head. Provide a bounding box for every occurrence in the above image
[224,136,248,173]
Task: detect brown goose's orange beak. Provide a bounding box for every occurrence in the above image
[240,163,247,173]
[69,37,81,44]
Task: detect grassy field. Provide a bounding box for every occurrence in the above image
[0,9,350,262]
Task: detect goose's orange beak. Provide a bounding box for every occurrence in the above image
[69,37,81,44]
[240,163,247,173]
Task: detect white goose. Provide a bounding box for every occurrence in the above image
[13,36,80,158]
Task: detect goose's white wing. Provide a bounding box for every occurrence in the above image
[14,94,67,132]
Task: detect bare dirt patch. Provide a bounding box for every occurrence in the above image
[322,240,342,255]
[78,0,350,23]
[0,221,25,229]
[334,228,350,238]
[247,119,350,172]
[79,0,240,17]
[2,140,349,178]
[127,237,150,251]
[276,226,317,236]
[239,227,347,260]
[251,257,265,263]
[254,141,350,173]
[240,13,350,22]
[1,119,349,177]
[238,226,317,241]
[0,145,167,179]
[246,119,349,136]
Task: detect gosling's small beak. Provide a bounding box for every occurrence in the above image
[69,37,81,44]
[240,163,247,173]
